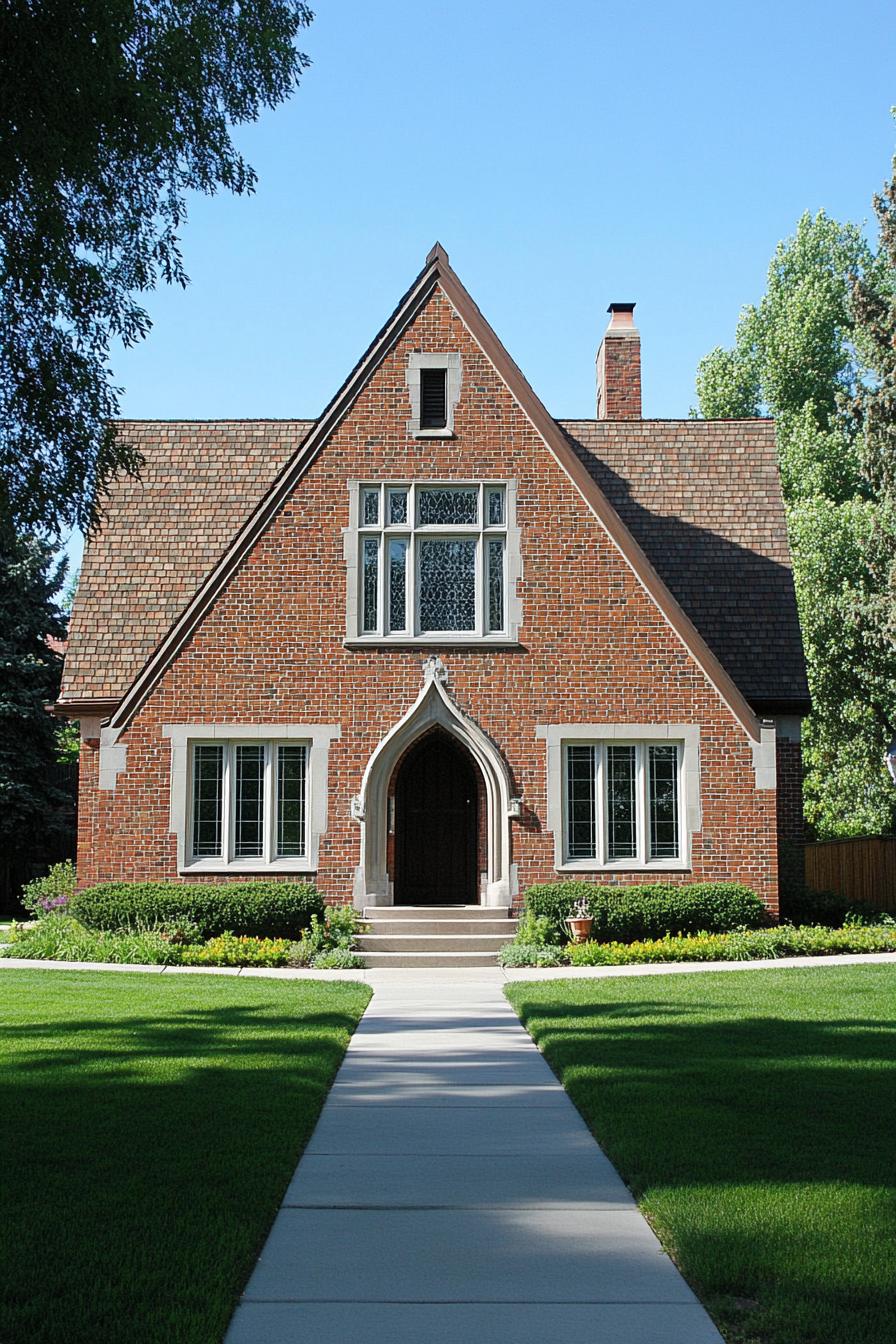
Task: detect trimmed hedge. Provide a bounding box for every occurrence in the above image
[567,923,896,965]
[68,881,324,940]
[524,881,768,944]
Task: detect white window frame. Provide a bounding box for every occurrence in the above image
[536,723,701,874]
[188,740,309,869]
[344,480,523,645]
[163,723,340,875]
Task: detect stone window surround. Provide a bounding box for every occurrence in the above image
[536,723,702,874]
[406,351,462,437]
[162,723,340,875]
[343,478,523,646]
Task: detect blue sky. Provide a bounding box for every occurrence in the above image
[64,0,896,570]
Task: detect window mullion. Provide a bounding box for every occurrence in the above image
[222,745,233,863]
[264,744,275,865]
[636,745,644,865]
[597,745,606,866]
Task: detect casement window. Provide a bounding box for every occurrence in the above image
[190,741,308,865]
[563,740,684,867]
[354,482,510,639]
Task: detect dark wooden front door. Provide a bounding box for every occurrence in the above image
[394,732,478,905]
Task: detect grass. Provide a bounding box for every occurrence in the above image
[0,969,371,1344]
[507,965,896,1344]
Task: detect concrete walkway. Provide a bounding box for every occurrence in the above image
[224,971,723,1344]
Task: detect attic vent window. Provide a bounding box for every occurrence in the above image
[406,352,462,436]
[419,367,448,428]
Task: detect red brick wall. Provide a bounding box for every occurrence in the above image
[76,284,779,912]
[776,733,805,902]
[597,335,642,419]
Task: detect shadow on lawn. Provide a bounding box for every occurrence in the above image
[1,998,365,1344]
[512,992,896,1344]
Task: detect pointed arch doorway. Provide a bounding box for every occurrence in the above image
[393,730,479,905]
[353,657,514,909]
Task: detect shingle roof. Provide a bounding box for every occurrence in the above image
[559,418,809,711]
[62,413,808,714]
[61,421,313,701]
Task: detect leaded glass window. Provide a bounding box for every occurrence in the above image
[190,741,308,864]
[487,538,504,633]
[192,744,224,857]
[277,746,306,858]
[362,538,379,633]
[355,483,508,637]
[649,745,679,859]
[606,745,637,860]
[417,487,478,526]
[561,740,683,866]
[566,745,596,860]
[389,539,407,632]
[234,744,265,858]
[418,538,476,631]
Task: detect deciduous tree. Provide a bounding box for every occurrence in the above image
[0,0,312,534]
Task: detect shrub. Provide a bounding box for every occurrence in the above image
[180,933,291,968]
[780,886,892,928]
[69,880,324,939]
[497,941,567,968]
[293,905,365,968]
[524,881,768,944]
[4,914,181,964]
[310,947,365,970]
[567,923,896,966]
[21,861,77,918]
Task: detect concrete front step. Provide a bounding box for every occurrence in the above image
[363,919,517,937]
[363,906,511,921]
[360,951,503,968]
[358,934,511,954]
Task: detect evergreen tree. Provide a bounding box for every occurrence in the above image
[0,513,70,854]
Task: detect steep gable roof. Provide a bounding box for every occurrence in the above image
[61,246,791,740]
[562,419,810,712]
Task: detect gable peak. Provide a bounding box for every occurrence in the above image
[425,241,450,268]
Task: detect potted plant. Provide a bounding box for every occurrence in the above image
[565,896,593,944]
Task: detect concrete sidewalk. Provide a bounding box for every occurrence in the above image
[225,974,723,1344]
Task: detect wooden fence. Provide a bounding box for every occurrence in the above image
[805,836,896,912]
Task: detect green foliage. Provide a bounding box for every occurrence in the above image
[0,1,312,533]
[781,884,893,927]
[694,205,896,837]
[5,914,181,964]
[179,932,292,968]
[21,860,77,917]
[294,905,365,968]
[497,940,567,968]
[68,880,324,939]
[522,881,767,944]
[566,923,896,965]
[0,522,71,852]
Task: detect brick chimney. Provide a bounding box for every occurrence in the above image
[596,302,641,419]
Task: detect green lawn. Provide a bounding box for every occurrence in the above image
[0,969,370,1344]
[507,965,896,1344]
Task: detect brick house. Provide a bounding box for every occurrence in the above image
[58,245,809,924]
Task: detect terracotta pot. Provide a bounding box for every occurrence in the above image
[566,915,593,944]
